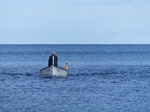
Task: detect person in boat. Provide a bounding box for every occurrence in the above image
[48,52,58,67]
[63,62,69,70]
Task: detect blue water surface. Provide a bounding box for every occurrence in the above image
[0,44,150,112]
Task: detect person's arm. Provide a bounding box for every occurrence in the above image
[48,56,52,66]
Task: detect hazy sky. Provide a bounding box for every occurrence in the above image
[0,0,150,44]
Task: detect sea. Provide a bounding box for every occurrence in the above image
[0,44,150,112]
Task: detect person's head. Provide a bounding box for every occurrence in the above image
[52,52,56,56]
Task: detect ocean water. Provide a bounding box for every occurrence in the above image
[0,44,150,112]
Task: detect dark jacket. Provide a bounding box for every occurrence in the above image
[48,55,58,67]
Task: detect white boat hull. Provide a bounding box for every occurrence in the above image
[40,65,68,78]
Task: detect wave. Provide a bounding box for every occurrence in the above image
[0,72,34,77]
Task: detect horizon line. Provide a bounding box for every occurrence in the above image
[0,43,150,45]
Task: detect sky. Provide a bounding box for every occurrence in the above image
[0,0,150,44]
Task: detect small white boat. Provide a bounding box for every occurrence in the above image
[40,65,68,78]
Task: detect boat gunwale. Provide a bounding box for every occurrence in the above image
[40,65,68,73]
